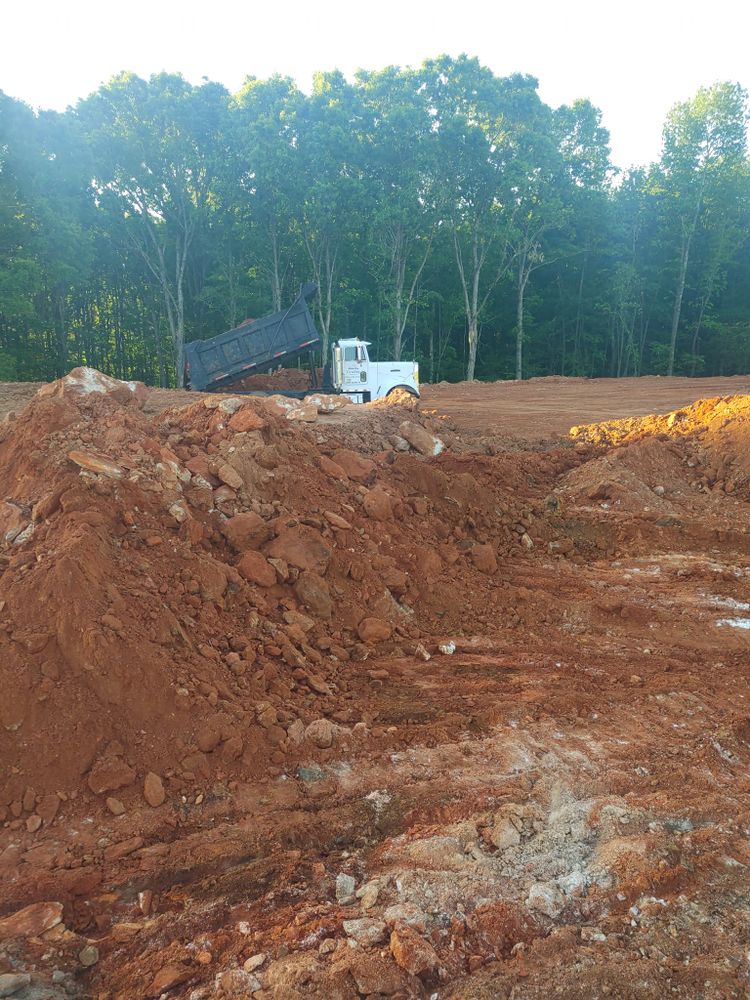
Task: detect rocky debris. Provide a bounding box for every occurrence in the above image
[5,369,750,997]
[487,811,522,850]
[324,510,352,529]
[218,969,262,993]
[357,881,380,910]
[143,772,165,808]
[0,902,63,941]
[344,951,407,995]
[306,393,351,413]
[398,420,444,456]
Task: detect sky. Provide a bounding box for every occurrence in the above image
[3,0,749,170]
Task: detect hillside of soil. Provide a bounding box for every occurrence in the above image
[1,371,750,1000]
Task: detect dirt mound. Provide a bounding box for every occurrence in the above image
[230,367,319,393]
[570,393,750,501]
[0,371,557,819]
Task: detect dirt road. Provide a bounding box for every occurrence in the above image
[420,373,750,438]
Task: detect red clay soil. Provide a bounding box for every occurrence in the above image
[0,370,750,999]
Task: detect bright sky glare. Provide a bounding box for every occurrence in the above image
[3,0,748,170]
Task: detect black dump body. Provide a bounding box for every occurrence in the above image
[184,282,321,392]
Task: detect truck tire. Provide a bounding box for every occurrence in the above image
[386,385,420,398]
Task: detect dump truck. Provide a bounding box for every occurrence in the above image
[184,282,420,403]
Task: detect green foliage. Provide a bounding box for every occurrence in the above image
[0,68,748,386]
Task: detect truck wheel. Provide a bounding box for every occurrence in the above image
[386,385,419,398]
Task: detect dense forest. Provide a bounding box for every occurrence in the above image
[0,56,748,386]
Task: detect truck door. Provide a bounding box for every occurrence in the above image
[342,344,368,388]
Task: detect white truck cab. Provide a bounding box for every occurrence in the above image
[331,339,419,403]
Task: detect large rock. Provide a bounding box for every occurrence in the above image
[362,488,393,522]
[332,449,376,482]
[228,406,267,432]
[0,973,31,996]
[285,401,318,422]
[471,543,498,574]
[305,718,335,749]
[343,918,387,945]
[294,571,332,618]
[398,420,444,457]
[266,527,331,573]
[88,757,136,795]
[148,964,194,996]
[0,901,63,941]
[237,550,277,588]
[38,367,147,406]
[357,617,392,643]
[68,450,123,479]
[215,463,243,490]
[193,559,228,602]
[143,772,165,808]
[390,926,439,976]
[488,814,522,850]
[220,512,272,551]
[319,455,349,481]
[307,393,351,413]
[346,952,406,995]
[526,881,565,919]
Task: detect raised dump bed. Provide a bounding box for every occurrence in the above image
[184,282,320,392]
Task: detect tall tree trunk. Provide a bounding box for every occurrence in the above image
[466,320,479,381]
[515,253,531,381]
[667,229,691,376]
[667,191,703,376]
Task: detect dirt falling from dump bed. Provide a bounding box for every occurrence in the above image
[1,370,750,999]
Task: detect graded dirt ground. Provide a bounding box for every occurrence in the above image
[0,371,749,1000]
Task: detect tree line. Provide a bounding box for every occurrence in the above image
[0,57,748,386]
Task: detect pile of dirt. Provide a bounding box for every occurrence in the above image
[0,369,563,826]
[564,394,750,534]
[229,367,319,393]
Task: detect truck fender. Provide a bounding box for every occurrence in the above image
[386,384,420,399]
